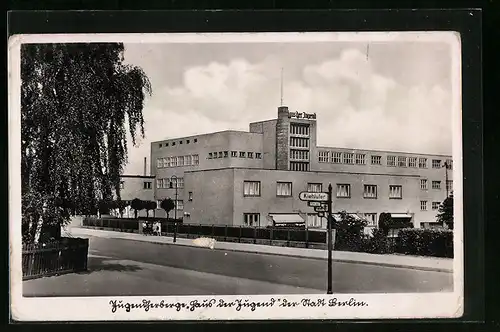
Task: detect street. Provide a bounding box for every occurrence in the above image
[23,236,453,296]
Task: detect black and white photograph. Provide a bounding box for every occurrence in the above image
[9,31,463,321]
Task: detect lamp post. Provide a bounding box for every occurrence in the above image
[169,175,178,243]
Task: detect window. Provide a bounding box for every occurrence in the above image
[419,157,428,168]
[432,159,442,169]
[409,157,417,168]
[432,202,440,210]
[307,183,323,193]
[243,213,260,227]
[218,152,223,158]
[163,157,169,168]
[188,192,193,201]
[175,200,184,210]
[224,151,229,158]
[332,152,342,163]
[337,184,351,198]
[213,152,218,159]
[445,159,453,169]
[290,124,310,136]
[185,155,192,166]
[389,185,402,199]
[239,152,246,158]
[290,162,309,171]
[291,149,309,160]
[243,181,261,196]
[143,181,152,189]
[157,158,164,168]
[387,156,396,167]
[355,154,366,165]
[256,153,262,159]
[343,153,354,164]
[371,155,382,165]
[247,152,253,158]
[208,152,213,159]
[420,179,428,190]
[277,182,292,197]
[176,177,184,189]
[432,181,441,189]
[186,139,190,144]
[446,180,453,192]
[193,154,199,165]
[398,156,407,167]
[194,138,198,143]
[307,214,322,228]
[119,181,124,189]
[363,185,377,198]
[231,151,238,157]
[159,143,163,148]
[364,213,377,227]
[178,156,184,167]
[172,142,175,146]
[290,137,309,148]
[165,142,169,147]
[168,157,174,167]
[162,178,169,188]
[157,178,163,189]
[420,200,428,211]
[318,151,329,163]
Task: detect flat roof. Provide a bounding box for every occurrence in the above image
[151,129,262,144]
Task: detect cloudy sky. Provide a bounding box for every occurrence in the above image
[122,38,453,175]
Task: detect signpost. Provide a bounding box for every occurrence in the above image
[299,184,334,294]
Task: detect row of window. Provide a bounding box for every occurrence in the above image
[290,124,310,136]
[157,177,184,189]
[208,151,263,160]
[157,155,200,168]
[290,162,310,171]
[290,137,309,148]
[420,201,441,211]
[318,151,453,170]
[420,179,453,191]
[158,138,198,148]
[243,181,404,199]
[290,149,309,160]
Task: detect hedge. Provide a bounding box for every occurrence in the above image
[395,228,453,258]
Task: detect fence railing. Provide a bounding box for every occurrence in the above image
[22,237,89,280]
[82,217,327,249]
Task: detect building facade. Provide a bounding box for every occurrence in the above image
[149,106,453,230]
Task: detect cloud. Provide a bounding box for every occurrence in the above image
[123,48,452,174]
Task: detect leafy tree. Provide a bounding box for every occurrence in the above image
[144,200,157,218]
[160,198,175,218]
[378,212,393,235]
[437,196,454,230]
[21,43,151,243]
[130,198,144,219]
[115,199,129,218]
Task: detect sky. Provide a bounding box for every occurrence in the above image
[122,38,454,175]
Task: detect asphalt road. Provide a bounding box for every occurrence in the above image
[23,236,453,296]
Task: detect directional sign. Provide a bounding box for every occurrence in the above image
[314,206,327,213]
[308,201,322,207]
[299,191,329,202]
[317,211,325,218]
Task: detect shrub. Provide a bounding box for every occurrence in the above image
[364,228,392,254]
[332,211,368,252]
[396,228,453,258]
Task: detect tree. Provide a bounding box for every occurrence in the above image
[378,212,393,235]
[21,43,151,243]
[437,196,454,230]
[331,211,367,251]
[144,200,157,218]
[115,199,129,218]
[160,198,175,218]
[130,198,144,219]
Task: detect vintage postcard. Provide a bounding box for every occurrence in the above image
[9,31,463,321]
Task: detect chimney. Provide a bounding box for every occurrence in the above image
[143,157,147,176]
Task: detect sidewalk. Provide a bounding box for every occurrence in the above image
[65,226,454,273]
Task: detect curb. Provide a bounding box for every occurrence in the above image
[80,232,453,274]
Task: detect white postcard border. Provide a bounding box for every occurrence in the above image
[9,31,464,321]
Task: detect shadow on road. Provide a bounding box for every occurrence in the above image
[78,256,143,275]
